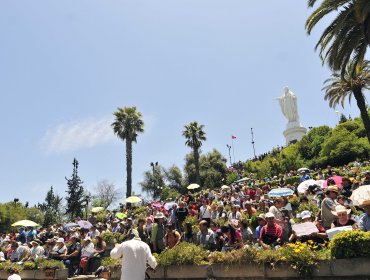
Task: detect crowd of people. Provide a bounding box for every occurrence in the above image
[1,162,370,278]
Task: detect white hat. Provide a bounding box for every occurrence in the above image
[56,238,64,243]
[331,205,351,216]
[217,201,224,207]
[155,212,165,219]
[265,212,275,219]
[300,210,312,220]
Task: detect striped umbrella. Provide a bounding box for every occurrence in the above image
[268,188,294,198]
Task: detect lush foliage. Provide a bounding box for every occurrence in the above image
[101,257,122,268]
[36,259,65,270]
[38,186,63,226]
[0,202,44,232]
[156,242,209,266]
[329,230,370,259]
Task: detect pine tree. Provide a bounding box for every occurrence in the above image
[65,158,85,220]
[38,186,63,226]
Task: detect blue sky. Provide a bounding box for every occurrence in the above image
[0,1,361,205]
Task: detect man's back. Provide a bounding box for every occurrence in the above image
[111,239,157,280]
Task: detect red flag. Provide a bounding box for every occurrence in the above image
[232,135,237,139]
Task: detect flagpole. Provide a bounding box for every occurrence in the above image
[231,137,236,164]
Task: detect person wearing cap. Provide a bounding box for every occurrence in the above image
[110,228,157,280]
[289,211,327,244]
[50,238,67,260]
[255,214,267,240]
[331,205,357,228]
[300,170,310,183]
[321,186,339,229]
[228,204,241,222]
[150,212,166,253]
[259,212,283,250]
[29,240,45,261]
[215,201,227,221]
[359,200,370,232]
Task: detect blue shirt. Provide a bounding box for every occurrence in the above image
[255,225,262,239]
[300,174,310,183]
[359,213,370,232]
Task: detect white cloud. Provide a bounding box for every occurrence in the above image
[41,117,115,154]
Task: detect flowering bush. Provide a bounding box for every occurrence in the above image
[329,230,370,259]
[209,247,258,265]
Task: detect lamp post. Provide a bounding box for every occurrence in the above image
[13,198,19,207]
[251,128,256,159]
[84,195,90,220]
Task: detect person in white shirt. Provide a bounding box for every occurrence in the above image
[7,268,21,280]
[110,230,157,280]
[29,240,45,261]
[199,200,211,225]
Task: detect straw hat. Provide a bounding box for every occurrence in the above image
[325,185,339,194]
[331,205,351,216]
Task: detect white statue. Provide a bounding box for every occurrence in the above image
[278,86,300,123]
[277,86,307,144]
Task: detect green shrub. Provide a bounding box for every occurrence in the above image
[23,262,37,270]
[209,247,258,265]
[36,259,65,270]
[101,231,116,244]
[0,262,23,272]
[284,176,300,186]
[101,257,122,268]
[156,242,209,267]
[329,230,370,259]
[182,215,199,234]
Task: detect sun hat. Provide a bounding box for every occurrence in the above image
[331,205,351,216]
[257,214,266,220]
[300,210,312,220]
[56,238,64,244]
[265,212,275,219]
[154,212,165,219]
[360,199,370,208]
[325,186,339,194]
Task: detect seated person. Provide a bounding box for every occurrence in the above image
[289,211,327,244]
[49,238,67,260]
[164,224,181,249]
[196,220,216,250]
[10,242,30,263]
[63,236,81,277]
[79,237,95,274]
[29,240,45,261]
[259,212,283,250]
[220,221,243,251]
[331,205,357,228]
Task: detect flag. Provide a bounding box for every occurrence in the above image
[232,135,237,139]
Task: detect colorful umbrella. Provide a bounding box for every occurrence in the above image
[268,188,294,198]
[297,179,320,193]
[124,196,142,204]
[151,202,162,208]
[91,207,105,213]
[77,220,93,229]
[64,222,79,228]
[115,212,127,220]
[187,183,200,190]
[323,176,342,188]
[12,220,39,227]
[350,185,370,206]
[164,202,177,210]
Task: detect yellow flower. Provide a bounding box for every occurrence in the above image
[281,257,287,261]
[299,246,305,250]
[294,249,301,253]
[308,240,314,244]
[296,241,301,245]
[313,246,318,249]
[289,244,295,248]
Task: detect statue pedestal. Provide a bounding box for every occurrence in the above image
[283,126,307,145]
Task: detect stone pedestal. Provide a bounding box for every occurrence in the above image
[283,126,307,144]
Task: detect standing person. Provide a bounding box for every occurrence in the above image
[199,200,211,225]
[175,202,188,231]
[150,212,166,253]
[321,186,339,229]
[164,224,181,249]
[110,231,157,280]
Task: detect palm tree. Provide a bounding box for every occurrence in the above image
[182,122,207,185]
[323,60,370,143]
[306,0,369,73]
[112,107,144,197]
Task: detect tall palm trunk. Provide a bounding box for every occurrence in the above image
[365,15,370,45]
[353,88,370,144]
[126,139,133,197]
[194,148,200,185]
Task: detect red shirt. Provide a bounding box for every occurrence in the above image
[259,223,283,240]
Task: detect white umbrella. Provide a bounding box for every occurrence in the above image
[221,185,230,190]
[187,183,200,190]
[124,196,142,204]
[297,179,320,193]
[350,185,370,206]
[12,220,39,227]
[298,167,310,173]
[234,177,250,183]
[77,220,93,229]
